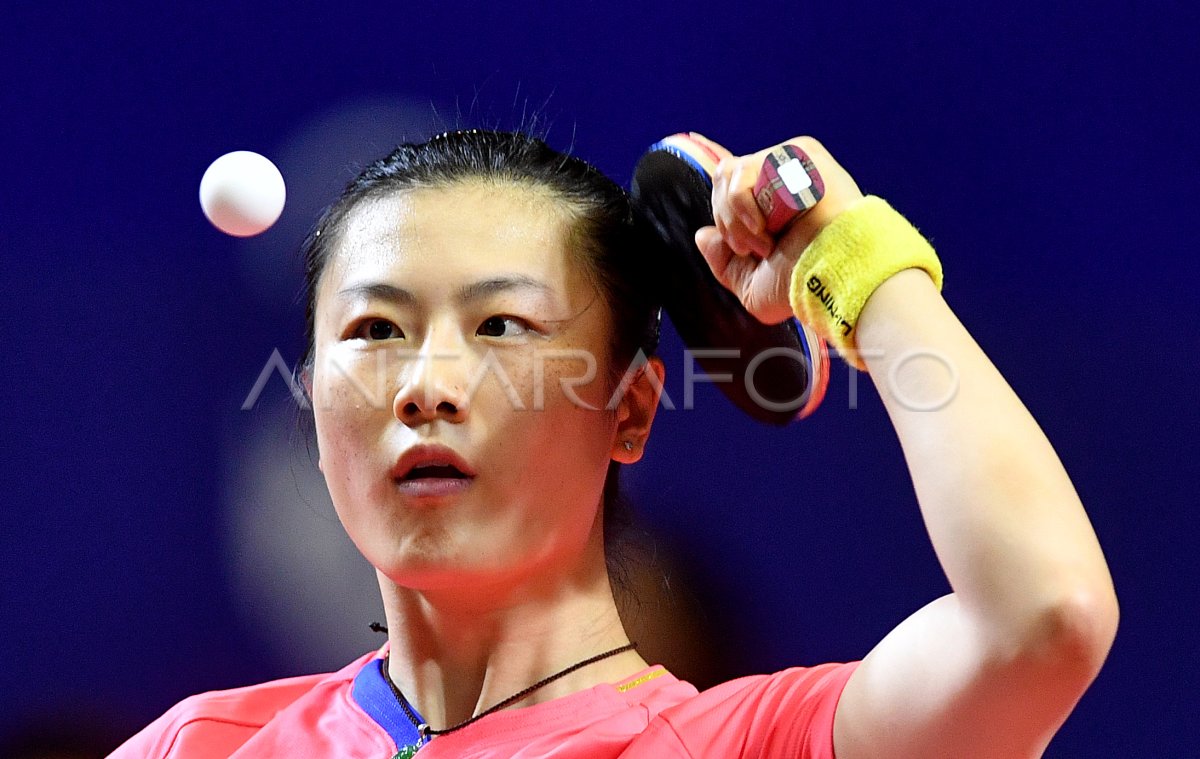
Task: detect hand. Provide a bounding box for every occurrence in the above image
[691,134,865,324]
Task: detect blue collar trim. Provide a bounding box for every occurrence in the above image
[351,656,426,752]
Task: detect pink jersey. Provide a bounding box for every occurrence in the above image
[110,648,859,758]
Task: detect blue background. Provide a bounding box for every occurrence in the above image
[3,1,1197,755]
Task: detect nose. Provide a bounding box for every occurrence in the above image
[392,333,470,426]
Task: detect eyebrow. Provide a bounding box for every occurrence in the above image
[337,275,556,306]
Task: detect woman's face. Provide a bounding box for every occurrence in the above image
[311,181,634,592]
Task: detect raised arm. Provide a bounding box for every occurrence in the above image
[693,135,1118,759]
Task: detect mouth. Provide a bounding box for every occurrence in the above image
[392,445,476,498]
[400,464,470,481]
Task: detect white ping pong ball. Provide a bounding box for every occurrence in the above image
[199,151,286,237]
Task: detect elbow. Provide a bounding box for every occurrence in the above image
[1059,586,1120,669]
[1010,585,1120,679]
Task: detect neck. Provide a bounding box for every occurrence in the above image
[378,538,646,730]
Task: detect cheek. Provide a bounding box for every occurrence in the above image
[311,385,398,561]
[493,342,617,413]
[488,351,616,489]
[311,359,387,485]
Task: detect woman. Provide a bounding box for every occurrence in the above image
[112,130,1117,758]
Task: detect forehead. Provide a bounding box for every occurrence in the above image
[322,181,583,299]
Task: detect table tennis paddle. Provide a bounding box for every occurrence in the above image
[631,133,829,423]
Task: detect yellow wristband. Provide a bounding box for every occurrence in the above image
[788,195,943,371]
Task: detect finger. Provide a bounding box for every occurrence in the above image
[699,226,785,324]
[698,225,759,306]
[772,136,864,253]
[710,160,737,244]
[725,223,773,258]
[687,132,735,162]
[722,154,764,228]
[716,248,762,310]
[713,157,772,257]
[727,182,773,256]
[694,226,737,290]
[715,170,772,257]
[730,188,764,234]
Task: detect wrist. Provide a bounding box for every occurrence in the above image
[787,196,943,370]
[855,268,944,362]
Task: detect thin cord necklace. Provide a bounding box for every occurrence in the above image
[377,637,637,748]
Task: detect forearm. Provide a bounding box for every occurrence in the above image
[856,268,1117,654]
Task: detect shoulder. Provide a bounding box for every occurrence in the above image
[645,661,861,759]
[108,650,379,759]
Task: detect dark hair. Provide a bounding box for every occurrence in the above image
[299,129,661,579]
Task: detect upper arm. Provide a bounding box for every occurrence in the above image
[832,593,1107,759]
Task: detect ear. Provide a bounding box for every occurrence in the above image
[610,356,666,464]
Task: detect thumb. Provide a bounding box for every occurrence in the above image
[695,224,722,253]
[694,225,732,286]
[696,225,758,306]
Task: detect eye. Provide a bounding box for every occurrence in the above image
[354,318,404,341]
[477,315,530,339]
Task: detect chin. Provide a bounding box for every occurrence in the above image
[382,547,581,602]
[372,539,516,592]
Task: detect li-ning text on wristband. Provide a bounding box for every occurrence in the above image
[787,195,943,371]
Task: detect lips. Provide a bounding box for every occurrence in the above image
[392,444,476,497]
[405,464,467,480]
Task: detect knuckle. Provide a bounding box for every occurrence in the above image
[791,135,824,152]
[717,211,736,235]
